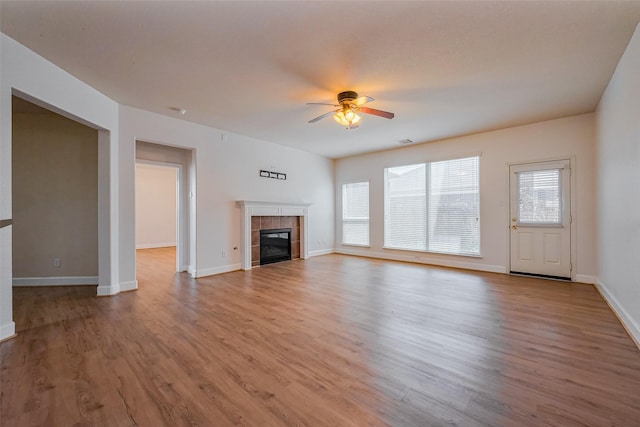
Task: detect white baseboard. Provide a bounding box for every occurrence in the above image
[335,247,507,274]
[136,243,176,249]
[594,278,640,349]
[575,274,597,284]
[309,248,335,257]
[188,266,197,277]
[120,280,138,292]
[97,283,120,296]
[13,276,99,286]
[0,321,16,342]
[195,263,241,278]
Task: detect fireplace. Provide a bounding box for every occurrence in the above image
[237,201,311,271]
[260,228,291,265]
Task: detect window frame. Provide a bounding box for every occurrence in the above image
[383,156,481,257]
[341,181,371,247]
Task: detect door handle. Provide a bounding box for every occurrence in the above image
[511,225,517,230]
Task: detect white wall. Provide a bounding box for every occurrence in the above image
[0,33,119,340]
[596,23,640,345]
[119,105,335,281]
[335,114,597,279]
[135,164,177,249]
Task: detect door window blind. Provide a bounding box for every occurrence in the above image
[342,182,370,245]
[517,169,561,224]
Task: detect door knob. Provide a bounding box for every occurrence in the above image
[511,217,517,222]
[511,225,518,230]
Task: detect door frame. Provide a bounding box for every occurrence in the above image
[506,156,577,282]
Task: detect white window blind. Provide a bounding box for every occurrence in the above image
[428,157,480,255]
[384,164,427,250]
[342,182,369,245]
[517,169,561,224]
[384,156,480,256]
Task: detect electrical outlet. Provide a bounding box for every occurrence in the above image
[53,258,61,268]
[222,250,227,257]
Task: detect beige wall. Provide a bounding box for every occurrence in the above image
[12,107,98,280]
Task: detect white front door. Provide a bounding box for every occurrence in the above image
[509,160,571,279]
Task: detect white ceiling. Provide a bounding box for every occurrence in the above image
[2,1,640,159]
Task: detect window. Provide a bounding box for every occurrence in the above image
[384,164,426,250]
[342,182,369,246]
[516,169,561,225]
[384,156,480,256]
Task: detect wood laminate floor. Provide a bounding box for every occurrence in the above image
[2,248,640,426]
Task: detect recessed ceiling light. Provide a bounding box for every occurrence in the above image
[171,107,187,115]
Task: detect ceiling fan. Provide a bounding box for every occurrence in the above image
[307,91,394,129]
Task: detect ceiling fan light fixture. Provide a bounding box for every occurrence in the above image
[344,108,356,122]
[308,90,393,127]
[333,109,360,128]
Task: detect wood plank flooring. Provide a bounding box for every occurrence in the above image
[2,248,640,426]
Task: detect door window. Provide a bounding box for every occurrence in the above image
[516,169,562,225]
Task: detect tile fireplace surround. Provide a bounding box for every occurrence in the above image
[252,216,300,267]
[237,201,310,270]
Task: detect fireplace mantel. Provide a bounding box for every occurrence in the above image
[236,201,311,270]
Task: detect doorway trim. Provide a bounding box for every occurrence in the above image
[506,156,577,282]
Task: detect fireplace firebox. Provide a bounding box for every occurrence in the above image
[260,228,292,265]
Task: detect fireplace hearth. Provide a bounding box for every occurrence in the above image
[260,228,292,265]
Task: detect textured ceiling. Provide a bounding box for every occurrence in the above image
[2,1,640,158]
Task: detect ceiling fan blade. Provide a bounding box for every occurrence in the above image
[306,102,340,107]
[360,107,394,119]
[308,110,335,123]
[354,96,374,106]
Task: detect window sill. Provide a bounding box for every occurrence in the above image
[382,246,482,258]
[341,243,371,248]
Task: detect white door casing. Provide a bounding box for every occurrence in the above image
[509,160,571,279]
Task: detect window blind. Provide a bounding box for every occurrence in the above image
[428,157,480,255]
[517,169,561,224]
[384,164,427,250]
[384,157,480,256]
[342,182,369,245]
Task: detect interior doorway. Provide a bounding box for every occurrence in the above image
[11,96,99,287]
[135,162,180,271]
[135,141,195,280]
[10,96,100,333]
